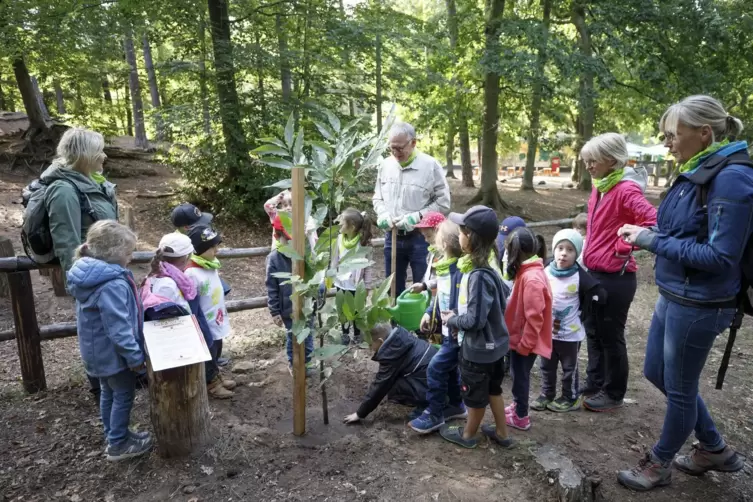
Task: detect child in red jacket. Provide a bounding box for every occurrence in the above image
[503,227,553,431]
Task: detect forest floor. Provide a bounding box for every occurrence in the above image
[0,160,752,502]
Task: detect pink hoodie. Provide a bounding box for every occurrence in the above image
[583,171,657,274]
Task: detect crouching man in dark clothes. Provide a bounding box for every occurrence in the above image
[344,324,438,424]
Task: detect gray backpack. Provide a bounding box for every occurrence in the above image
[21,178,97,264]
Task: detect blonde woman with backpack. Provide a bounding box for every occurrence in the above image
[617,95,750,491]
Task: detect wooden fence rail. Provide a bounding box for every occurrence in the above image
[0,217,572,394]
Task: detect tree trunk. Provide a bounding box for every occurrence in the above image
[375,30,383,132]
[142,34,165,141]
[445,121,456,178]
[124,30,148,149]
[477,133,482,168]
[458,119,474,187]
[522,0,551,191]
[102,78,113,103]
[0,74,6,111]
[255,31,266,125]
[469,0,507,210]
[199,14,212,135]
[572,2,593,191]
[12,58,48,132]
[339,0,355,116]
[207,0,251,180]
[147,361,210,458]
[29,76,51,122]
[276,12,293,105]
[53,81,65,114]
[300,0,313,99]
[124,83,134,136]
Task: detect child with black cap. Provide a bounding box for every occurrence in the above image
[186,225,232,377]
[171,203,213,233]
[437,205,512,449]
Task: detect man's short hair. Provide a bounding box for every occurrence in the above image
[389,122,416,141]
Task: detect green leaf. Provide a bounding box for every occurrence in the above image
[264,179,293,189]
[260,157,294,170]
[278,211,293,234]
[343,290,356,320]
[371,275,393,304]
[312,344,348,360]
[295,327,311,344]
[293,129,304,162]
[278,243,303,261]
[284,113,295,148]
[251,144,290,156]
[271,271,292,279]
[354,280,367,312]
[335,289,345,321]
[315,226,339,255]
[325,109,341,133]
[314,121,336,141]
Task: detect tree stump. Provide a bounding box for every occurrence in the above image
[0,237,14,297]
[147,360,210,458]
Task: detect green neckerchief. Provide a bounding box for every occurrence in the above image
[191,254,221,270]
[428,245,439,255]
[91,172,106,184]
[594,169,625,194]
[399,150,418,168]
[523,255,540,264]
[274,239,284,252]
[678,140,729,174]
[341,233,360,250]
[458,255,473,273]
[434,256,458,276]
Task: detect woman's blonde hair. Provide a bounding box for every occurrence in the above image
[54,127,105,171]
[76,220,137,265]
[435,220,462,258]
[580,132,629,171]
[659,95,744,143]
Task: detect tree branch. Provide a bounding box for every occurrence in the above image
[230,0,296,23]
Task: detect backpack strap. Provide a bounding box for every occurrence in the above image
[53,178,98,223]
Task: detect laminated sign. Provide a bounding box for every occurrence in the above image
[143,316,212,371]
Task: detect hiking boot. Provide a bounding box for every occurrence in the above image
[439,425,478,449]
[481,424,514,448]
[105,435,153,462]
[506,413,531,431]
[409,412,445,434]
[673,443,745,476]
[208,376,234,399]
[617,452,672,491]
[530,395,553,412]
[547,396,582,413]
[443,403,468,421]
[220,375,237,390]
[129,429,150,441]
[584,390,623,412]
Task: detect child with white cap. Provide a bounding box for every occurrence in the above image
[530,229,604,413]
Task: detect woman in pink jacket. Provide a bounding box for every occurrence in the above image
[580,133,657,412]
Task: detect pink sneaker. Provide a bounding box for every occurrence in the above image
[506,413,531,431]
[505,403,516,416]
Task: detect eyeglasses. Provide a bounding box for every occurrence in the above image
[389,140,413,154]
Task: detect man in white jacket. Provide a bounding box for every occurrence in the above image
[373,122,451,294]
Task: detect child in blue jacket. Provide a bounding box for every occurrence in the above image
[66,221,152,462]
[408,220,466,433]
[265,215,315,376]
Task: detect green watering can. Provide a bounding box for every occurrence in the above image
[386,289,432,332]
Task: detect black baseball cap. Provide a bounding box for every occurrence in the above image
[171,203,213,229]
[449,205,499,240]
[187,225,223,256]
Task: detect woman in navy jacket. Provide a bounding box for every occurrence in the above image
[618,95,750,491]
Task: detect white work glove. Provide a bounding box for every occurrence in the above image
[394,212,422,232]
[377,213,394,230]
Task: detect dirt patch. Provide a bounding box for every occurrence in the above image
[1,168,751,501]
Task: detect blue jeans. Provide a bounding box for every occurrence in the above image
[645,295,735,463]
[426,337,462,417]
[384,230,429,296]
[99,370,137,447]
[284,317,314,364]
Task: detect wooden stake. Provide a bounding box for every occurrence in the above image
[50,268,67,297]
[0,237,14,297]
[120,200,136,230]
[390,226,398,305]
[291,166,306,436]
[147,360,210,457]
[8,270,46,393]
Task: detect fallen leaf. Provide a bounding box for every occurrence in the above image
[406,460,416,465]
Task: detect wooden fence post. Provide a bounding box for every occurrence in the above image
[147,361,210,457]
[8,270,46,393]
[50,268,67,297]
[120,200,135,231]
[0,237,13,297]
[291,165,306,436]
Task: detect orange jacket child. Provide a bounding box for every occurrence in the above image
[505,258,553,359]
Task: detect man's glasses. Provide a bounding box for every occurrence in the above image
[388,140,412,154]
